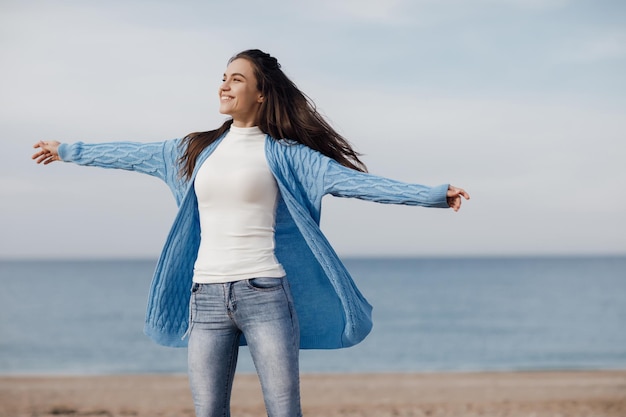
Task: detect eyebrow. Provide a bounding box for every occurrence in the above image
[223,72,247,79]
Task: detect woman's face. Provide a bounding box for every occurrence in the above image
[219,58,264,127]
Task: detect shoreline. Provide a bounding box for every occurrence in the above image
[2,370,625,417]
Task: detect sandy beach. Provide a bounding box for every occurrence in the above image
[1,371,625,417]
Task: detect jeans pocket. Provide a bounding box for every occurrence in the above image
[182,283,199,340]
[247,277,284,290]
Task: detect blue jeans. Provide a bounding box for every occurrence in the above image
[187,278,302,417]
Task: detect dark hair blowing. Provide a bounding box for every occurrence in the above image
[178,49,367,180]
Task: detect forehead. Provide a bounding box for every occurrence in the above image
[225,58,256,77]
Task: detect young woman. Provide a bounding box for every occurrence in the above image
[33,49,469,417]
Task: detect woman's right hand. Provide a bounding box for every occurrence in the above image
[32,141,62,165]
[446,185,470,212]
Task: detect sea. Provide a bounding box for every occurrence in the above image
[1,256,625,375]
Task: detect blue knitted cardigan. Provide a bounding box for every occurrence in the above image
[58,134,449,349]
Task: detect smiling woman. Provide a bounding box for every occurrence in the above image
[218,58,264,127]
[31,49,469,417]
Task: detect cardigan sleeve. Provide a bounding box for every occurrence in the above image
[323,158,450,208]
[58,140,183,189]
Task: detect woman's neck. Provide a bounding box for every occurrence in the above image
[232,119,257,128]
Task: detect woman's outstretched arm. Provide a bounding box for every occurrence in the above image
[32,139,186,202]
[32,140,181,182]
[323,158,470,211]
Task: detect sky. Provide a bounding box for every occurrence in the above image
[1,0,625,259]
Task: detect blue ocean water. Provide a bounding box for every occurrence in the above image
[1,256,625,375]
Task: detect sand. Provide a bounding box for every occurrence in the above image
[1,371,625,417]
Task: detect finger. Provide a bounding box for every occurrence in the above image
[448,197,458,211]
[33,152,45,162]
[449,186,470,201]
[457,188,469,199]
[32,150,46,160]
[451,195,464,211]
[35,153,54,164]
[43,155,57,165]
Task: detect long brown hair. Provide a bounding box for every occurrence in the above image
[179,49,367,180]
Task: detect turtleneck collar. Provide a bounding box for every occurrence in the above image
[229,125,263,136]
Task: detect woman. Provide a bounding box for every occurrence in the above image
[33,49,469,417]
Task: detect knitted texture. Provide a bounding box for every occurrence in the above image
[59,136,449,349]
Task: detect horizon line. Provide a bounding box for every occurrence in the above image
[2,252,625,262]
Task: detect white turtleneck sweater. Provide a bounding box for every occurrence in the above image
[192,125,286,283]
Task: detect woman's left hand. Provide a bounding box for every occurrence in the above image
[446,185,470,212]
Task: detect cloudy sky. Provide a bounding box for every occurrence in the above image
[1,0,624,259]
